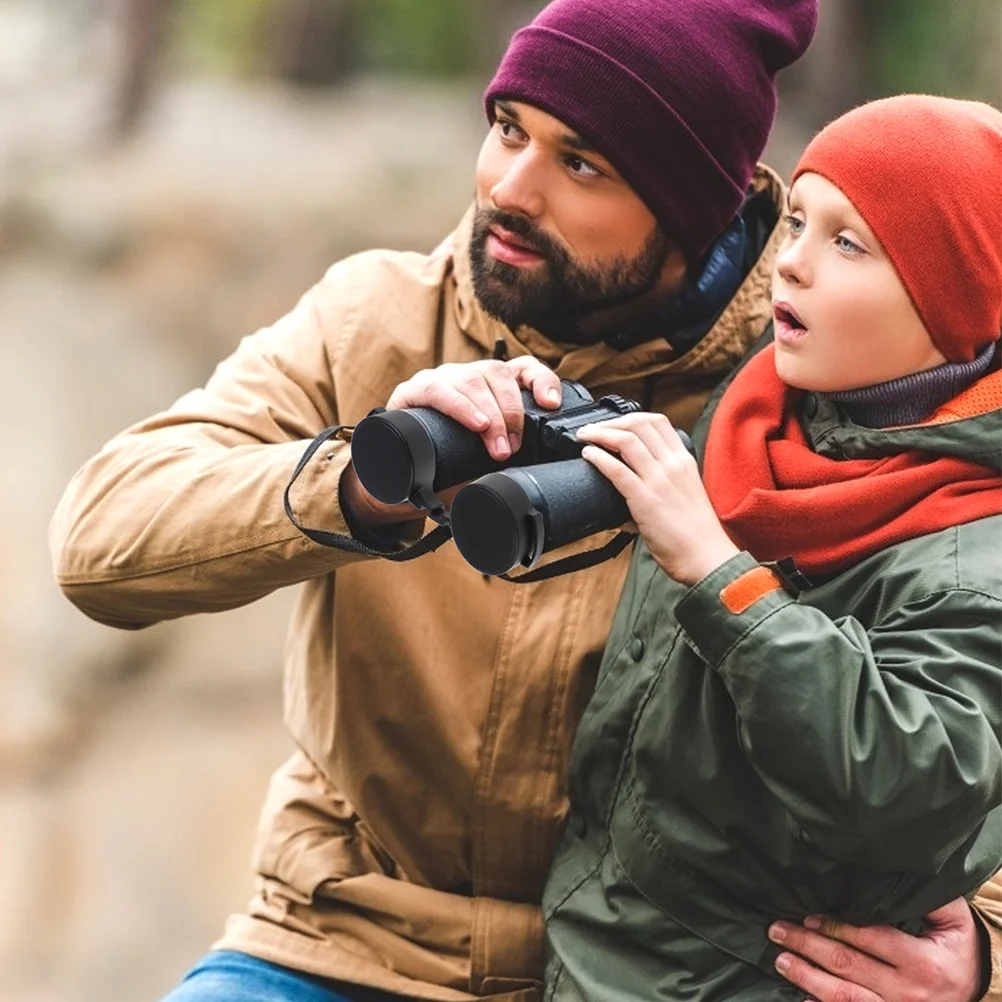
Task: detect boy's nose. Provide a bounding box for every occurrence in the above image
[775,240,811,287]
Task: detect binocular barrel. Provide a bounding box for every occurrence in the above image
[350,382,595,506]
[450,460,630,576]
[349,379,693,578]
[350,406,499,505]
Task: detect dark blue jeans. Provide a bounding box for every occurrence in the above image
[160,950,406,1002]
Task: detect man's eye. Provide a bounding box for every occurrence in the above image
[497,120,524,142]
[565,156,602,179]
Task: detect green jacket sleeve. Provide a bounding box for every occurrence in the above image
[674,552,1002,873]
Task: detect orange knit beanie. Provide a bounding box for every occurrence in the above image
[792,94,1002,362]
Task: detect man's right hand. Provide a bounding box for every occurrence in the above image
[342,357,562,531]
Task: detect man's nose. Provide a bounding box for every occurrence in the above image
[489,151,546,219]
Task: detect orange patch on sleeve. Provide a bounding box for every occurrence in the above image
[719,566,784,615]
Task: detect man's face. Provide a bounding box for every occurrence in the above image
[471,101,682,340]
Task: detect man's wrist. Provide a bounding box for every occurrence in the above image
[339,464,424,549]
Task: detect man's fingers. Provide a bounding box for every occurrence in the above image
[507,356,562,409]
[773,951,883,1002]
[804,915,905,965]
[388,379,488,430]
[770,921,893,982]
[481,369,528,453]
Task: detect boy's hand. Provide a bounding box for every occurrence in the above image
[768,897,982,1002]
[578,412,738,585]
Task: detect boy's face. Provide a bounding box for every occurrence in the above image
[771,171,946,393]
[471,100,686,340]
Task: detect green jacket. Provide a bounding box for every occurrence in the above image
[542,355,1002,1001]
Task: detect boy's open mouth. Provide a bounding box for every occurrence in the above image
[773,301,808,341]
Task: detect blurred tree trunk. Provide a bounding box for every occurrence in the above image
[787,0,871,130]
[471,0,543,76]
[108,0,178,141]
[261,0,355,86]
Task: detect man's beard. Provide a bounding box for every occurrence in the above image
[469,206,672,344]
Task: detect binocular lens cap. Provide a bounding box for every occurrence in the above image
[351,410,434,505]
[451,474,534,576]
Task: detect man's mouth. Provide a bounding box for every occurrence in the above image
[487,226,546,268]
[773,300,808,342]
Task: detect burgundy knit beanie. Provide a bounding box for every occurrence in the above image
[793,95,1002,362]
[484,0,818,261]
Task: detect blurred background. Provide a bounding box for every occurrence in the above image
[0,2,997,1000]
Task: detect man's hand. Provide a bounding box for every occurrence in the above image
[342,357,561,531]
[768,897,983,1002]
[386,356,562,460]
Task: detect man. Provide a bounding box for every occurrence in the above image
[50,1,1001,1000]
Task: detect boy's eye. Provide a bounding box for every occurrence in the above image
[835,234,864,255]
[783,213,805,235]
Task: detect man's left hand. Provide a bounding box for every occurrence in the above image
[768,897,983,1002]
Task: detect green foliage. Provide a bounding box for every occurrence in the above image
[173,0,273,75]
[355,0,480,77]
[866,0,1000,103]
[172,0,482,79]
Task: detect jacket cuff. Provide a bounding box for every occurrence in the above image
[971,901,1002,1000]
[673,552,796,668]
[340,468,426,553]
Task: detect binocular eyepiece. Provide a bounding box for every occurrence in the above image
[350,380,690,576]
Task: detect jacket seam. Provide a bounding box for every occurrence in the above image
[56,527,309,585]
[614,787,773,970]
[586,554,662,705]
[602,637,681,829]
[543,836,609,918]
[531,581,586,881]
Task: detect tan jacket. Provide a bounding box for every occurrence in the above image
[50,169,1002,1000]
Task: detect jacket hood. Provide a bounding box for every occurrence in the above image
[445,164,785,390]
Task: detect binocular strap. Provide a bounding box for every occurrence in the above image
[286,426,637,578]
[284,426,453,561]
[498,530,637,583]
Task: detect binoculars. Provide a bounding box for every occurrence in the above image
[350,380,689,576]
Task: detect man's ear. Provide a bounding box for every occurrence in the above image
[656,244,689,298]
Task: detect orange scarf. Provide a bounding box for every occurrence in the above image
[702,346,1002,577]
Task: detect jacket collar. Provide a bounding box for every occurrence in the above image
[801,366,1002,471]
[447,163,785,389]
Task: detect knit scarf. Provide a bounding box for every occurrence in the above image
[702,345,1002,577]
